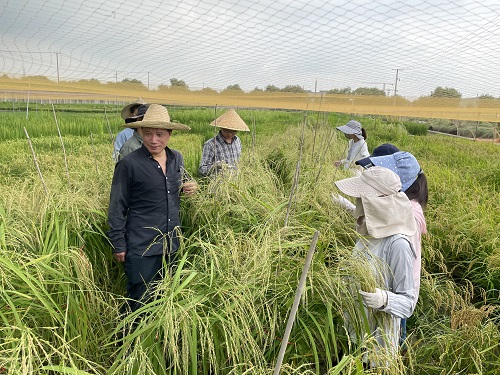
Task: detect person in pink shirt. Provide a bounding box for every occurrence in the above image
[332,145,428,348]
[356,149,428,348]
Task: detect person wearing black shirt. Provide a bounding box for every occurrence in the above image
[107,104,197,312]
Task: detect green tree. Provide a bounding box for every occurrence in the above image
[170,78,188,89]
[265,84,280,92]
[77,78,101,85]
[281,85,305,93]
[225,84,243,91]
[430,86,462,98]
[198,87,219,94]
[478,94,495,99]
[327,87,351,95]
[352,87,385,96]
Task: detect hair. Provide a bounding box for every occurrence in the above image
[404,173,428,209]
[361,128,367,140]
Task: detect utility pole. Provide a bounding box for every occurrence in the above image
[115,71,118,83]
[393,68,401,96]
[55,52,60,83]
[314,79,317,93]
[147,72,150,90]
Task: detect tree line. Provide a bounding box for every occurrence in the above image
[1,74,498,99]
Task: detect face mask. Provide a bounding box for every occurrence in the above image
[356,216,369,236]
[354,198,369,235]
[354,198,364,218]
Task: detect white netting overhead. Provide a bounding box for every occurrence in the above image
[1,0,499,99]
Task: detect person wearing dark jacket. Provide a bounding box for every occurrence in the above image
[107,104,197,312]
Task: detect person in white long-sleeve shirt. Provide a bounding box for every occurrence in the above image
[334,120,370,171]
[334,166,418,367]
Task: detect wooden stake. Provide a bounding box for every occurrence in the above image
[90,132,99,174]
[52,104,71,186]
[104,108,114,143]
[273,230,320,375]
[24,127,48,195]
[284,113,307,227]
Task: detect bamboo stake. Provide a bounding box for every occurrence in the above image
[90,132,99,174]
[52,104,71,186]
[24,127,48,195]
[314,118,340,183]
[104,108,114,143]
[213,105,218,177]
[251,116,256,163]
[26,80,30,120]
[273,230,320,375]
[311,93,324,157]
[284,113,307,227]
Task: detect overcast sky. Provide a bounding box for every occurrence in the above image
[1,0,499,98]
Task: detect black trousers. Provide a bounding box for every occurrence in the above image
[124,252,176,312]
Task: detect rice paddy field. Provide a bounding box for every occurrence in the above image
[0,104,499,374]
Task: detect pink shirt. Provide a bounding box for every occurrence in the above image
[409,200,427,305]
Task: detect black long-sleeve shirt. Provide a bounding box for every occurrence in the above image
[107,146,184,256]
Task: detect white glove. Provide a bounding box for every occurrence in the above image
[331,193,356,212]
[359,288,388,309]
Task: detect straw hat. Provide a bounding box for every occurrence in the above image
[210,109,250,131]
[121,97,147,120]
[124,104,190,131]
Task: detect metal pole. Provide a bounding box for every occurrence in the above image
[56,52,60,83]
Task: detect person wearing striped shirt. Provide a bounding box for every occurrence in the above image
[199,109,250,177]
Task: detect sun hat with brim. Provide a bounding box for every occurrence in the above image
[355,151,420,192]
[125,104,149,124]
[336,120,363,139]
[371,143,400,157]
[121,97,147,120]
[124,104,190,131]
[210,109,250,131]
[356,143,400,168]
[334,166,402,197]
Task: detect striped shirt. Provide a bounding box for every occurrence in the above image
[199,131,242,176]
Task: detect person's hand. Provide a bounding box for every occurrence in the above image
[113,251,126,263]
[182,180,198,195]
[331,193,356,211]
[359,288,388,309]
[214,161,224,170]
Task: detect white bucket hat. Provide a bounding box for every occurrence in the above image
[210,109,250,131]
[336,120,363,140]
[335,166,416,238]
[335,166,401,197]
[124,104,190,131]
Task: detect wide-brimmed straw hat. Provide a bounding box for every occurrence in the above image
[121,98,147,120]
[124,104,190,131]
[335,166,401,197]
[210,109,250,131]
